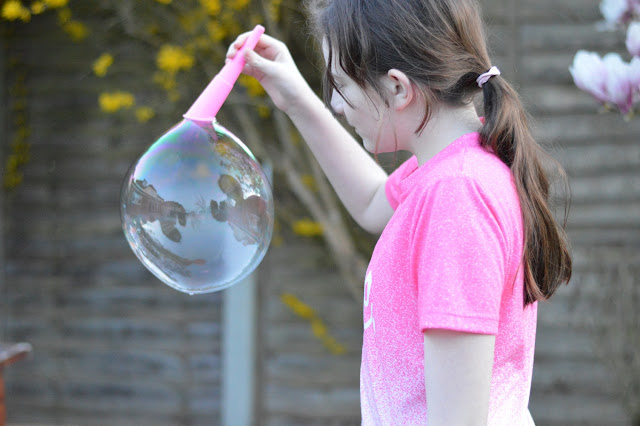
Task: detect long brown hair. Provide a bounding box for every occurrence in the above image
[308,0,572,304]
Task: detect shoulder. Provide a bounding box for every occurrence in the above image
[385,155,419,210]
[432,141,512,186]
[405,146,522,242]
[424,142,517,208]
[388,134,519,214]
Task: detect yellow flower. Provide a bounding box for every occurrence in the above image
[155,0,171,3]
[9,84,27,97]
[238,74,265,97]
[43,0,68,7]
[31,1,45,14]
[146,24,159,35]
[13,146,30,163]
[17,126,30,139]
[14,113,26,126]
[323,336,347,355]
[156,45,194,74]
[11,99,27,111]
[3,167,23,189]
[229,0,250,11]
[92,53,113,77]
[57,7,70,24]
[6,156,19,169]
[207,20,227,42]
[200,0,221,15]
[281,293,315,319]
[63,20,89,41]
[269,0,283,23]
[292,218,323,237]
[135,107,155,123]
[289,130,302,146]
[2,0,31,22]
[311,318,328,338]
[257,104,271,118]
[301,174,316,191]
[280,293,347,355]
[153,71,177,90]
[98,91,135,113]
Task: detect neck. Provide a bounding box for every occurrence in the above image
[405,102,482,166]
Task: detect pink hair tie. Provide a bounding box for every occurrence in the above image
[476,66,501,87]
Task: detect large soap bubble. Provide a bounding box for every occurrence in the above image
[120,25,272,294]
[120,119,274,294]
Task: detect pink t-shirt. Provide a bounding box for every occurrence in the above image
[360,132,537,425]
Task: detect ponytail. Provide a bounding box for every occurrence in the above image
[480,77,573,305]
[309,0,572,305]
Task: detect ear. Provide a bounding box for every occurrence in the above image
[384,69,414,111]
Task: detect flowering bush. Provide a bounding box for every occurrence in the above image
[570,0,640,118]
[570,3,640,422]
[281,292,346,355]
[2,0,372,308]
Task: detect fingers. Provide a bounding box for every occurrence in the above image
[226,32,251,60]
[226,31,284,61]
[242,49,275,79]
[252,32,282,49]
[243,49,265,70]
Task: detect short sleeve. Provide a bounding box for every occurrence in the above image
[413,176,508,335]
[385,156,419,210]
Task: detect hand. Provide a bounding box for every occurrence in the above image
[226,32,313,114]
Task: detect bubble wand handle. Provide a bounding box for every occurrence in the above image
[183,25,265,126]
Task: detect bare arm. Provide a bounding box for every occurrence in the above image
[423,329,495,425]
[286,93,394,233]
[227,33,394,234]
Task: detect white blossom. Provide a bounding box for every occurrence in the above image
[603,53,635,113]
[569,50,609,102]
[626,22,640,57]
[599,0,630,27]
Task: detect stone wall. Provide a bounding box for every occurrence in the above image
[2,15,223,426]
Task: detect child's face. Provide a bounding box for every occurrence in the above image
[330,76,394,153]
[323,44,396,154]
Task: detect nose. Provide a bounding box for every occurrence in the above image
[330,89,345,116]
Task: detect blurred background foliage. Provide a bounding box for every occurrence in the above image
[1,0,376,302]
[2,1,640,424]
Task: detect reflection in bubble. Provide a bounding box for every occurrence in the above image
[120,119,274,294]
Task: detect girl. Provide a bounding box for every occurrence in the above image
[227,0,572,424]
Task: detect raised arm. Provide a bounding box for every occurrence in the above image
[227,33,394,234]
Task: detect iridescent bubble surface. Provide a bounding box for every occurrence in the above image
[120,119,274,294]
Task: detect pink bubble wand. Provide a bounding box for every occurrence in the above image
[120,26,274,295]
[183,25,265,127]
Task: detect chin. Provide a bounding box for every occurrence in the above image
[363,141,395,155]
[361,139,377,154]
[361,131,399,154]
